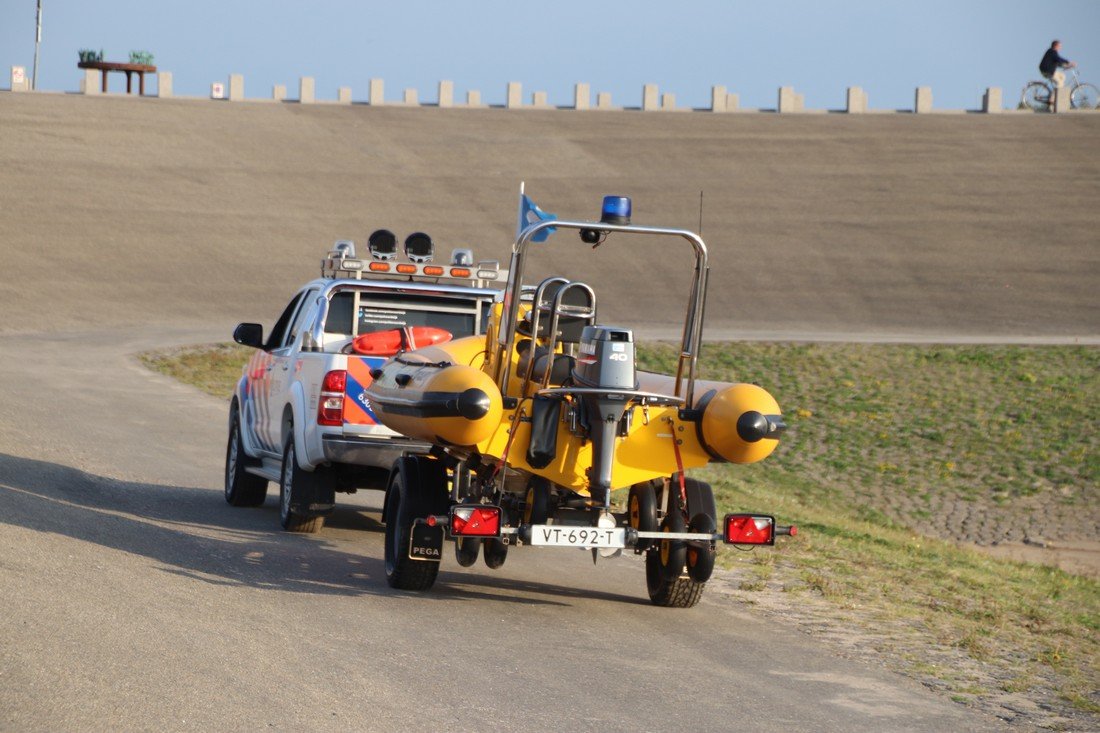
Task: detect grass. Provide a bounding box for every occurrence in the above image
[142,340,1100,721]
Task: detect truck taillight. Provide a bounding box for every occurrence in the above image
[318,370,347,426]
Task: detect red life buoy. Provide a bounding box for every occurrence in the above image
[351,326,452,356]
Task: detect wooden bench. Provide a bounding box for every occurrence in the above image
[78,61,157,95]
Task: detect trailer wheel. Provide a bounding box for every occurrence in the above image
[628,481,658,551]
[686,513,717,583]
[280,433,324,533]
[645,481,704,608]
[483,538,508,569]
[225,407,267,507]
[455,537,481,567]
[384,457,445,590]
[523,476,552,525]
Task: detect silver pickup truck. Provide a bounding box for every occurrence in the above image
[225,233,504,532]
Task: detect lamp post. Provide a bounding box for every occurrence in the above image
[32,0,42,90]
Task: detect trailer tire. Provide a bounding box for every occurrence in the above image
[280,433,324,533]
[225,407,267,507]
[384,457,446,590]
[628,481,658,551]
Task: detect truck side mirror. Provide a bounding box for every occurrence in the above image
[233,323,264,349]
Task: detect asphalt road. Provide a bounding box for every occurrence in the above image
[4,92,1095,732]
[0,327,1005,731]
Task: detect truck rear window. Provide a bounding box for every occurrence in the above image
[326,291,479,338]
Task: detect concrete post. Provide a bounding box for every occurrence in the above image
[299,77,315,104]
[157,71,173,98]
[369,78,384,106]
[506,82,522,108]
[532,91,549,108]
[82,68,101,95]
[778,86,798,112]
[661,93,676,110]
[846,86,866,113]
[726,93,740,111]
[467,90,483,107]
[915,86,933,113]
[1054,85,1071,113]
[574,83,590,110]
[273,84,286,102]
[229,74,244,101]
[795,92,805,111]
[642,84,659,111]
[403,88,418,105]
[10,66,29,92]
[711,85,728,112]
[438,80,454,108]
[596,92,614,110]
[982,87,1002,114]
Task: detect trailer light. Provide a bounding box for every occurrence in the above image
[404,232,434,263]
[396,263,418,274]
[450,267,471,278]
[600,195,632,225]
[449,505,502,537]
[318,369,347,426]
[423,265,445,277]
[368,261,391,272]
[723,514,775,545]
[368,229,398,260]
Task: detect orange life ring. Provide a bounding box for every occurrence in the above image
[351,326,452,356]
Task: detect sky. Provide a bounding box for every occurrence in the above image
[3,0,1099,111]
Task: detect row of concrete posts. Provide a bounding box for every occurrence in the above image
[5,66,1081,113]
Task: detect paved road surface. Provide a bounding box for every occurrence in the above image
[0,327,1004,731]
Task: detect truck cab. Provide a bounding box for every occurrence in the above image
[224,233,505,533]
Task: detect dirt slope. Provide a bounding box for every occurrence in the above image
[1,93,1097,339]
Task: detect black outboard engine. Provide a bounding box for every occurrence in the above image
[572,325,638,507]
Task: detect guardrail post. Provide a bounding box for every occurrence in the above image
[532,91,550,108]
[711,85,728,112]
[915,86,933,113]
[438,80,454,107]
[466,90,483,107]
[1053,85,1071,113]
[299,77,315,104]
[403,88,418,105]
[369,78,384,106]
[506,82,522,108]
[642,83,659,111]
[596,92,615,110]
[778,86,799,112]
[574,83,590,110]
[273,84,286,102]
[82,68,101,95]
[982,87,1001,113]
[157,71,173,98]
[846,86,867,113]
[661,92,676,110]
[337,86,352,104]
[229,74,244,101]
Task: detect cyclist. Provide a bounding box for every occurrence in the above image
[1039,40,1076,108]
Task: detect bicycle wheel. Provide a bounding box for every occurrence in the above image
[1021,82,1051,112]
[1070,83,1099,110]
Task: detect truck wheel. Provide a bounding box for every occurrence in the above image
[280,434,324,533]
[225,408,267,507]
[384,457,445,590]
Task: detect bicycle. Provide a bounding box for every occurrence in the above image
[1021,68,1099,111]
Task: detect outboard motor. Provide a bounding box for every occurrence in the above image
[572,325,638,507]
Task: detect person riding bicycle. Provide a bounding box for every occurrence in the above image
[1039,40,1076,106]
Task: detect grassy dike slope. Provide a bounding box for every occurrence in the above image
[1,92,1097,338]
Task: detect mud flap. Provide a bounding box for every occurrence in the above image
[408,521,444,562]
[526,396,561,469]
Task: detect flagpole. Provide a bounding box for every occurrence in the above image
[515,180,526,239]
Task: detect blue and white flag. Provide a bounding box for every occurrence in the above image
[518,193,557,242]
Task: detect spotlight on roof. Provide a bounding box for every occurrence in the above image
[451,248,473,266]
[332,240,356,259]
[367,229,398,260]
[404,232,434,263]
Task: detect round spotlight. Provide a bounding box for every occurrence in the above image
[367,229,397,260]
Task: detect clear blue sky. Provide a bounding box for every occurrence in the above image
[3,0,1099,110]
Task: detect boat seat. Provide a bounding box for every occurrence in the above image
[516,339,575,386]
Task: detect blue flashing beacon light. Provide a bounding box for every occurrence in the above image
[600,196,632,225]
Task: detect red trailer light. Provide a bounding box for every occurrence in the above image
[723,514,776,545]
[449,505,502,537]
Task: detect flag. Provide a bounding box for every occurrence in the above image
[518,193,557,242]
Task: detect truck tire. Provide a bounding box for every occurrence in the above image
[384,457,446,590]
[225,407,267,507]
[280,433,324,533]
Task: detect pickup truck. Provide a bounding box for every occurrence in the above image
[225,233,505,532]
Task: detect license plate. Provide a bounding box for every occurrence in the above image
[529,525,625,548]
